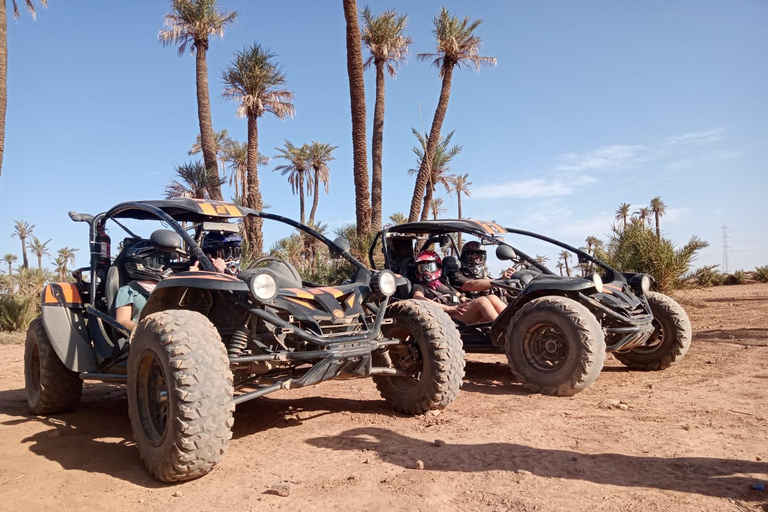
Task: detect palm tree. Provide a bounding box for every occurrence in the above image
[273,141,311,225]
[559,250,571,277]
[535,254,549,266]
[165,160,224,199]
[222,44,295,255]
[221,140,269,200]
[55,247,77,281]
[343,0,371,237]
[12,219,33,269]
[650,196,667,241]
[447,172,471,247]
[159,0,238,201]
[3,253,17,276]
[615,203,631,230]
[430,197,446,220]
[407,128,462,221]
[633,207,651,225]
[556,261,564,276]
[27,236,51,269]
[1,0,47,178]
[306,141,338,226]
[388,212,407,226]
[408,8,496,222]
[361,6,412,232]
[188,127,232,185]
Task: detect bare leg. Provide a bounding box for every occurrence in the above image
[487,294,507,314]
[449,297,499,323]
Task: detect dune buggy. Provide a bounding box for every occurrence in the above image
[370,219,691,396]
[25,199,464,482]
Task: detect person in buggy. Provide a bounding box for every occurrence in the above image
[114,241,174,331]
[194,232,242,275]
[446,241,515,299]
[410,250,506,324]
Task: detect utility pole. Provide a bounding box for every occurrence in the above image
[721,224,730,274]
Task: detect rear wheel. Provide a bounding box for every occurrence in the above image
[505,296,605,396]
[127,310,234,482]
[24,317,83,414]
[614,292,691,370]
[374,300,465,415]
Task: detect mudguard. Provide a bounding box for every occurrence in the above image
[41,283,98,372]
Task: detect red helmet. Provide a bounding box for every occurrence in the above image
[414,250,442,283]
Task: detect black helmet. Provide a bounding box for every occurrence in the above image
[202,232,242,273]
[124,241,173,282]
[460,241,487,278]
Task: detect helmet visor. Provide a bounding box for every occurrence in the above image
[467,253,486,265]
[416,261,438,274]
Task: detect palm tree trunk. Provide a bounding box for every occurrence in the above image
[299,172,306,225]
[37,255,42,269]
[194,42,223,202]
[654,211,661,240]
[20,237,28,269]
[564,259,570,276]
[343,0,371,237]
[244,115,264,255]
[420,185,433,221]
[457,193,463,249]
[309,171,320,226]
[408,65,454,222]
[241,166,248,201]
[7,263,12,276]
[370,62,386,232]
[0,0,7,178]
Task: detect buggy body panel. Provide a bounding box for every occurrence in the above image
[40,283,98,372]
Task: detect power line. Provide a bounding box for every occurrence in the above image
[721,224,730,274]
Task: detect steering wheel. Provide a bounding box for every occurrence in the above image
[490,279,521,292]
[247,256,283,270]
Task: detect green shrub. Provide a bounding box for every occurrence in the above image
[755,266,768,283]
[691,266,724,287]
[723,270,746,285]
[0,293,38,332]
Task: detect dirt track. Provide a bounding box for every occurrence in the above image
[1,284,767,511]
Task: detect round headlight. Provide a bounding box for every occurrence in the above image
[591,273,604,293]
[377,271,397,297]
[639,274,651,293]
[249,271,278,301]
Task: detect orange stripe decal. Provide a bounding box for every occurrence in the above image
[224,205,242,216]
[199,202,217,216]
[284,297,315,308]
[59,283,82,304]
[43,285,57,304]
[282,288,315,300]
[345,294,355,308]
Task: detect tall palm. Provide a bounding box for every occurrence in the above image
[361,6,412,232]
[3,253,16,276]
[408,8,495,221]
[27,236,51,269]
[650,196,667,241]
[1,0,47,178]
[222,44,295,255]
[556,261,564,276]
[447,172,471,247]
[615,202,631,230]
[159,0,237,201]
[56,246,77,281]
[188,127,232,183]
[633,207,651,225]
[306,141,338,226]
[430,197,446,220]
[12,219,33,269]
[165,160,224,199]
[407,128,462,221]
[585,236,601,256]
[342,0,371,237]
[535,254,549,266]
[559,250,571,277]
[273,141,311,225]
[221,140,269,200]
[388,212,407,226]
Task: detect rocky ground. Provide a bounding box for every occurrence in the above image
[1,284,766,512]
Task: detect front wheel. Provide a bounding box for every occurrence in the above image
[505,296,605,396]
[127,310,234,483]
[614,291,691,370]
[374,300,465,415]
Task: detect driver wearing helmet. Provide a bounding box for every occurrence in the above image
[448,241,514,299]
[114,241,174,331]
[193,232,242,275]
[410,250,505,323]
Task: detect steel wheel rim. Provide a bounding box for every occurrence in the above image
[383,326,424,392]
[632,319,666,354]
[136,350,169,446]
[523,322,569,373]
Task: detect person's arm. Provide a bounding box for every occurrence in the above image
[458,278,494,293]
[413,289,458,314]
[115,304,135,331]
[189,258,227,273]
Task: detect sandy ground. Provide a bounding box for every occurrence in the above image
[1,284,767,512]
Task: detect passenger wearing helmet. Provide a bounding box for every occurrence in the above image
[448,241,515,299]
[410,250,502,323]
[199,232,242,275]
[114,241,174,331]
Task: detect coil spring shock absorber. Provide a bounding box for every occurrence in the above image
[227,327,250,356]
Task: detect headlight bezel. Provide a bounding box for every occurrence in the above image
[629,273,652,294]
[247,270,279,302]
[372,270,397,297]
[591,272,604,293]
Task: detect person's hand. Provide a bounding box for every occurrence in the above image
[454,303,469,315]
[189,261,200,272]
[501,267,515,279]
[211,258,226,273]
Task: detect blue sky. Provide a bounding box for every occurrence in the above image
[1,0,766,273]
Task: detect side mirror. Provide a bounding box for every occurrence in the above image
[495,244,517,261]
[331,236,351,259]
[150,229,182,253]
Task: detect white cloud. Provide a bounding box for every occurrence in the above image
[664,207,688,224]
[472,175,598,199]
[554,144,646,172]
[663,128,726,145]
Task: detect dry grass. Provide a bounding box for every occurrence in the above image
[0,332,25,345]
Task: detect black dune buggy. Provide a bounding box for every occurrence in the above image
[370,219,692,396]
[25,199,464,482]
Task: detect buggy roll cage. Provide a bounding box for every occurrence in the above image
[370,220,620,282]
